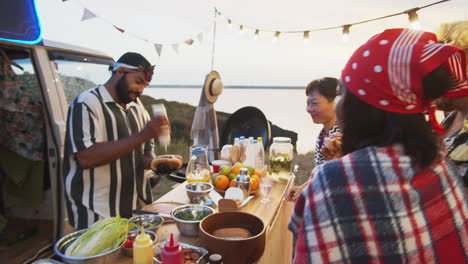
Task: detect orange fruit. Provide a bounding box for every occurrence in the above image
[229,179,237,188]
[214,175,230,190]
[250,177,259,191]
[253,170,262,178]
[231,164,244,175]
[251,175,260,182]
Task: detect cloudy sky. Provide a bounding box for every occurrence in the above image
[38,0,468,86]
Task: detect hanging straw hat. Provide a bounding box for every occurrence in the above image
[204,71,224,103]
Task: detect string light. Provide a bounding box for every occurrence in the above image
[342,25,351,42]
[406,8,421,30]
[303,31,310,44]
[218,0,449,43]
[227,19,232,29]
[254,29,260,40]
[273,31,280,43]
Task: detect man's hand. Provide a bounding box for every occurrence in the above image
[285,181,309,202]
[141,115,171,141]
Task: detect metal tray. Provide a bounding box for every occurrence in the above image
[153,240,208,264]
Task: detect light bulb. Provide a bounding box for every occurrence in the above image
[227,19,233,29]
[239,25,244,35]
[303,31,310,44]
[342,25,351,42]
[273,31,280,43]
[407,9,421,30]
[254,29,259,40]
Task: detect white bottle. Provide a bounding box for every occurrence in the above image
[245,139,258,168]
[151,104,171,151]
[255,137,265,171]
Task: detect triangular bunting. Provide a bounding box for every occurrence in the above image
[154,44,163,57]
[184,39,194,45]
[172,44,179,54]
[81,8,97,22]
[196,32,203,44]
[113,25,125,33]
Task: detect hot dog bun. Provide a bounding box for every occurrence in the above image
[151,155,183,171]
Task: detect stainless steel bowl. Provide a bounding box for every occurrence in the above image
[128,214,164,233]
[54,229,123,264]
[121,229,158,257]
[185,182,213,202]
[171,204,215,237]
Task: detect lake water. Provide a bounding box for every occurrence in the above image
[144,86,323,154]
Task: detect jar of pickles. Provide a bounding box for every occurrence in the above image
[186,146,211,183]
[269,137,293,182]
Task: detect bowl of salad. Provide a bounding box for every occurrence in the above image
[171,204,215,237]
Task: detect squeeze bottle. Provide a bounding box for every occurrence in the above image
[133,228,153,264]
[161,233,183,264]
[152,104,171,151]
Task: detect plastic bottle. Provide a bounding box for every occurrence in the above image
[152,104,171,151]
[133,228,154,264]
[255,137,265,171]
[244,139,258,168]
[161,233,183,264]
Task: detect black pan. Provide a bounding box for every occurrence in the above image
[220,106,271,150]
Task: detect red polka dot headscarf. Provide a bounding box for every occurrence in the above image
[341,28,467,134]
[342,28,467,112]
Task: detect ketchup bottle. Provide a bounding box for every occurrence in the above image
[161,233,183,264]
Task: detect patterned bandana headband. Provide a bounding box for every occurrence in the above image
[341,28,468,134]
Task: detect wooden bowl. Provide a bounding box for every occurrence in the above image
[199,212,266,264]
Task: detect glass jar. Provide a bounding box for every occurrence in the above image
[269,137,293,182]
[186,146,211,183]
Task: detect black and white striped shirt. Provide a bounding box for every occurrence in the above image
[63,85,153,229]
[314,125,340,167]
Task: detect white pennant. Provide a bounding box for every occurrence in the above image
[81,8,97,22]
[172,44,179,54]
[196,32,203,44]
[154,44,163,57]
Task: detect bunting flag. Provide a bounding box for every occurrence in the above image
[196,32,203,44]
[185,39,194,45]
[154,43,163,57]
[172,44,179,54]
[113,25,125,33]
[81,8,97,22]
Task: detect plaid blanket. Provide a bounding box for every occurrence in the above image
[289,144,468,264]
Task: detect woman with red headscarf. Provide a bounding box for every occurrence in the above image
[289,28,468,263]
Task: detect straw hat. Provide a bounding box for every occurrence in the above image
[204,71,224,103]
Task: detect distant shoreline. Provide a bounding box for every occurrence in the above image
[147,85,304,90]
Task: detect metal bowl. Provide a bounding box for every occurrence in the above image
[171,204,215,237]
[121,229,158,257]
[54,229,124,264]
[185,182,213,202]
[128,214,164,233]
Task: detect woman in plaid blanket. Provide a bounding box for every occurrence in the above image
[289,28,468,264]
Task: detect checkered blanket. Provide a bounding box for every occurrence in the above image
[289,144,468,264]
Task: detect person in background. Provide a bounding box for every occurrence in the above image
[286,77,341,201]
[289,28,468,263]
[436,21,468,187]
[63,52,169,229]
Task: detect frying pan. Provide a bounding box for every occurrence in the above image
[220,106,271,150]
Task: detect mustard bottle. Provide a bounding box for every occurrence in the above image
[133,228,153,264]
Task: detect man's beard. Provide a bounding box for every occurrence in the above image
[116,74,134,105]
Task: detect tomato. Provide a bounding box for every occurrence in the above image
[123,237,135,248]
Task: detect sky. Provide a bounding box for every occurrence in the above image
[37,0,468,86]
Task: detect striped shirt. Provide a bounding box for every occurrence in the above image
[290,144,468,263]
[314,125,340,167]
[63,85,153,229]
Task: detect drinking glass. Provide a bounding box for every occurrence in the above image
[260,178,273,204]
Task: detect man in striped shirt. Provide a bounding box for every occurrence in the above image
[63,52,168,229]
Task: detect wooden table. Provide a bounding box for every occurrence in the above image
[116,178,295,264]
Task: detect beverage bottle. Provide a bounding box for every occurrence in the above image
[238,136,247,163]
[161,233,183,264]
[152,104,171,151]
[208,253,223,264]
[245,139,258,168]
[255,137,265,171]
[133,228,154,264]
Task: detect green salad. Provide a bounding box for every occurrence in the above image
[175,210,211,221]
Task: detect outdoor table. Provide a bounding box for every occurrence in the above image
[115,177,295,264]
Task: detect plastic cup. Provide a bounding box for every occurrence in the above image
[211,160,229,174]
